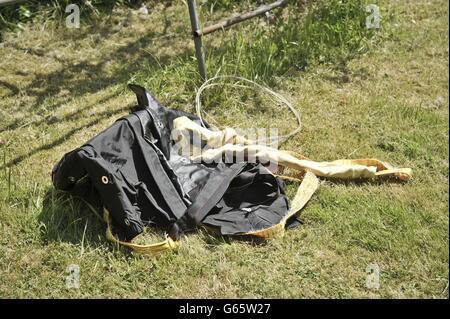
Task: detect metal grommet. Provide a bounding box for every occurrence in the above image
[101,176,109,184]
[124,218,131,226]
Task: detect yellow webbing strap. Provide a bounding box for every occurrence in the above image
[283,171,320,220]
[320,158,413,181]
[243,171,320,238]
[103,208,178,255]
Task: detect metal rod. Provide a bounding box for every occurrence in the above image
[196,0,289,37]
[187,0,207,81]
[0,0,27,7]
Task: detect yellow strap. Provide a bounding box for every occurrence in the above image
[374,168,413,181]
[326,158,412,181]
[243,171,320,238]
[103,208,178,255]
[283,171,320,221]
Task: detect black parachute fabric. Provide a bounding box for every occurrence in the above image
[52,85,292,242]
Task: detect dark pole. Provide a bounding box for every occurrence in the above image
[196,0,289,37]
[187,0,207,81]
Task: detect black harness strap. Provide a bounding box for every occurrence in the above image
[168,163,246,240]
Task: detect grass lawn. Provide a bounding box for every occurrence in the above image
[0,0,448,298]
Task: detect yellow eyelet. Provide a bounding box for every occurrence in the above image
[101,176,109,184]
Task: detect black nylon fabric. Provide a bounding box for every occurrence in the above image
[52,85,291,241]
[202,165,289,235]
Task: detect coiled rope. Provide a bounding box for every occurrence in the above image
[195,75,302,147]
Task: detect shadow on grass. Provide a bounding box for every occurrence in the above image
[38,180,106,247]
[0,80,19,96]
[38,185,272,253]
[1,103,132,169]
[321,175,410,187]
[197,226,274,252]
[1,3,189,132]
[1,90,120,132]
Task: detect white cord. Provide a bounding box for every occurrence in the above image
[195,75,302,147]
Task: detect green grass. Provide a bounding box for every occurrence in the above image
[0,0,448,298]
